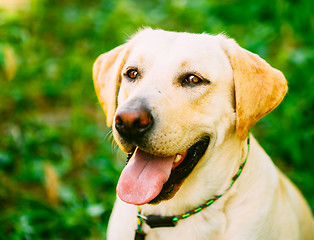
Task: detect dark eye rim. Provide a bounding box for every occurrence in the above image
[124,68,139,80]
[181,73,210,87]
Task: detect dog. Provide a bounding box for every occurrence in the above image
[93,28,313,240]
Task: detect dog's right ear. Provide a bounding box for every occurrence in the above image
[93,44,130,126]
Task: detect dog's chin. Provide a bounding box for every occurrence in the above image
[149,137,210,204]
[119,136,210,204]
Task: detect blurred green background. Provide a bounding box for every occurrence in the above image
[0,0,313,239]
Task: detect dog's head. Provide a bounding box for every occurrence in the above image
[93,29,287,205]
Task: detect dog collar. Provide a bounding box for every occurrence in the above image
[134,134,251,240]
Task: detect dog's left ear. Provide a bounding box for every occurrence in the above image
[220,37,288,140]
[93,44,130,126]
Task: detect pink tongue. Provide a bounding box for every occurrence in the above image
[117,148,175,205]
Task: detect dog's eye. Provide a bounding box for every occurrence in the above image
[183,74,203,86]
[125,69,138,80]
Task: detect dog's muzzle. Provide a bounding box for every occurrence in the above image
[114,101,210,205]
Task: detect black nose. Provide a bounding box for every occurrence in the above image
[115,108,153,139]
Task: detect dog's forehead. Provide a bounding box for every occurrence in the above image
[130,29,224,62]
[126,29,231,80]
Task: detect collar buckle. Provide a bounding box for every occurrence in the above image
[145,215,177,228]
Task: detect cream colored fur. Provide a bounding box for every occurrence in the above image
[93,29,313,240]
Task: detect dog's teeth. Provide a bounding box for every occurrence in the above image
[174,154,182,163]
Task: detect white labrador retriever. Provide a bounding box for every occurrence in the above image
[93,29,313,240]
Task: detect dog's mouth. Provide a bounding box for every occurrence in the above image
[116,137,210,205]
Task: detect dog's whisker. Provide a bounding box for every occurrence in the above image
[104,129,113,141]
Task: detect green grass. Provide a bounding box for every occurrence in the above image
[0,0,313,239]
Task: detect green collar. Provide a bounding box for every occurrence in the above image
[135,134,251,240]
